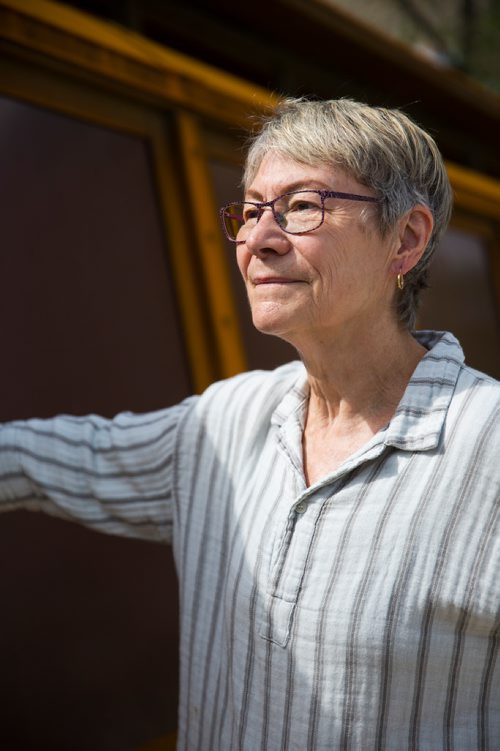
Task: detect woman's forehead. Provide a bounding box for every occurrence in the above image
[245,153,354,199]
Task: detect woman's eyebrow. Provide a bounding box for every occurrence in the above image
[245,181,332,200]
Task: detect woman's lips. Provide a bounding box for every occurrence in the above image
[253,277,301,285]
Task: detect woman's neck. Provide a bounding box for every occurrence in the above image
[299,319,426,425]
[297,320,427,485]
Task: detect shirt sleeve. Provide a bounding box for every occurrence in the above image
[0,397,198,544]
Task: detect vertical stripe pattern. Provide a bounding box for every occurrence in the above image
[1,331,499,749]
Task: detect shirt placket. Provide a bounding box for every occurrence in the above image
[260,396,391,648]
[259,481,332,647]
[259,403,331,647]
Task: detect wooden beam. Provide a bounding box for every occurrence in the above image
[0,0,276,127]
[176,111,248,378]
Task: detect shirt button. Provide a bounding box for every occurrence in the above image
[295,502,307,513]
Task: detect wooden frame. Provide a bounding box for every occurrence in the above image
[176,111,248,374]
[0,0,276,124]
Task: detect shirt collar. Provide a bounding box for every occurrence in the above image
[271,330,465,463]
[384,330,464,451]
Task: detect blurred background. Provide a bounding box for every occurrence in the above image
[65,0,500,95]
[0,1,499,749]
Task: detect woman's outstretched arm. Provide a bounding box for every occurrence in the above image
[0,397,197,543]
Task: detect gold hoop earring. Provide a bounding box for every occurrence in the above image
[397,272,404,290]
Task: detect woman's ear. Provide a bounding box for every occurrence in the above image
[390,204,434,276]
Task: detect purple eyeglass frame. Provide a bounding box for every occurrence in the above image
[219,189,381,243]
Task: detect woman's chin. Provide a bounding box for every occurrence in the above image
[251,307,295,339]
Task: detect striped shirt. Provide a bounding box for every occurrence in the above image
[0,330,499,750]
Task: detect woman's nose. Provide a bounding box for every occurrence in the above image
[244,208,291,257]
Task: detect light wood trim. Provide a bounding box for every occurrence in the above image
[0,0,276,126]
[446,161,500,222]
[176,111,248,377]
[148,119,219,392]
[0,56,216,392]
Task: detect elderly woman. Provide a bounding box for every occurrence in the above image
[1,99,499,750]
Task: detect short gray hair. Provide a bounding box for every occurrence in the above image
[244,98,453,329]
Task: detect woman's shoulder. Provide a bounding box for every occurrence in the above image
[418,329,500,404]
[186,360,304,430]
[451,362,500,451]
[456,361,500,399]
[174,360,306,454]
[202,360,305,399]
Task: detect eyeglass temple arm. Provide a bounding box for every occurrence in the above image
[323,190,381,203]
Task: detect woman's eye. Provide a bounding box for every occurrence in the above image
[243,208,260,222]
[289,200,318,212]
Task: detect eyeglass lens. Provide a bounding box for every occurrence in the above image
[222,191,325,241]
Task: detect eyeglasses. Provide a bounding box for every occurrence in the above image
[219,189,381,243]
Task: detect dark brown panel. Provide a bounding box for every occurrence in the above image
[0,95,191,421]
[0,96,187,749]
